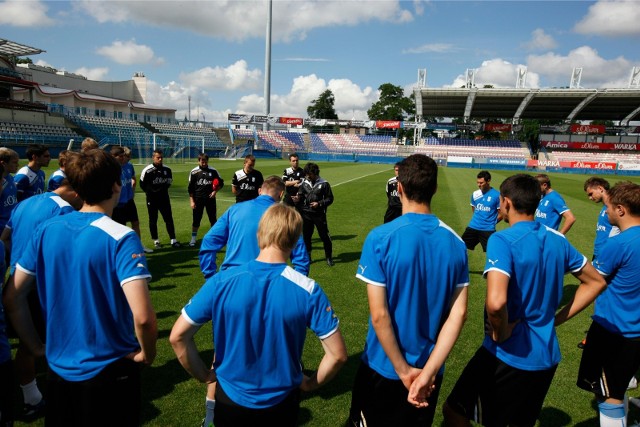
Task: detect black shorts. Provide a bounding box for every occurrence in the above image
[577,320,640,400]
[461,227,495,252]
[349,362,442,427]
[47,357,141,426]
[214,381,299,427]
[112,199,139,225]
[446,346,557,427]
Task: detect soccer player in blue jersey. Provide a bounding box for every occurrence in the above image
[46,150,68,192]
[111,146,153,254]
[1,179,81,418]
[198,175,309,425]
[444,174,604,427]
[0,147,20,231]
[349,154,469,427]
[14,144,51,202]
[171,204,347,427]
[584,177,620,259]
[534,173,576,234]
[461,170,502,252]
[0,166,14,427]
[559,181,640,427]
[5,149,157,426]
[200,175,309,278]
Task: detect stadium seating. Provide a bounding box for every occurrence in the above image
[0,120,81,145]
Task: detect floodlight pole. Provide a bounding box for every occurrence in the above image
[263,0,272,131]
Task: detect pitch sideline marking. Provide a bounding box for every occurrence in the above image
[333,168,391,187]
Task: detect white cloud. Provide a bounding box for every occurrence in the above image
[446,59,540,89]
[97,40,163,66]
[76,0,419,42]
[179,60,262,91]
[575,0,640,36]
[237,74,375,119]
[402,43,458,54]
[73,67,109,81]
[0,0,54,27]
[522,29,557,51]
[527,46,633,88]
[34,59,54,68]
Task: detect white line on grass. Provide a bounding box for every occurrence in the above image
[333,168,391,187]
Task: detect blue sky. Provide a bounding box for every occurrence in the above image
[1,0,639,123]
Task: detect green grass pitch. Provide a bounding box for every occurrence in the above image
[13,159,640,426]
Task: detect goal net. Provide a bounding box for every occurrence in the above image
[130,133,205,165]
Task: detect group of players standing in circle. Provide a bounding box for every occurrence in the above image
[1,141,639,427]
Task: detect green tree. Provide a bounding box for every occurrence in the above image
[367,83,414,121]
[307,89,338,119]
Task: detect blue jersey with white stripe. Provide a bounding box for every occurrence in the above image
[182,261,338,409]
[16,211,151,381]
[0,240,9,365]
[0,174,18,230]
[356,213,469,379]
[47,169,66,192]
[483,221,586,370]
[199,195,309,278]
[14,166,45,201]
[535,190,570,230]
[593,205,619,259]
[6,192,74,275]
[592,225,640,338]
[468,187,501,231]
[118,162,135,205]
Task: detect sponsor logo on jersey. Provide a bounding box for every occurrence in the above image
[535,209,547,219]
[475,203,492,212]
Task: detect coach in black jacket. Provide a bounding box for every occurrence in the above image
[293,162,335,266]
[140,149,180,248]
[188,153,224,246]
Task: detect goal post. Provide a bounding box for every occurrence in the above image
[131,133,206,165]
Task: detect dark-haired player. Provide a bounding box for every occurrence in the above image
[15,144,50,202]
[461,170,501,252]
[232,154,263,203]
[383,162,401,223]
[282,153,304,208]
[444,174,604,427]
[350,154,469,427]
[5,149,157,426]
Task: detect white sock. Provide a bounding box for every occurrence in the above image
[598,401,626,427]
[204,399,215,426]
[20,379,43,406]
[171,238,178,244]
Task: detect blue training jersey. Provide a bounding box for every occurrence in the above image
[47,169,66,192]
[468,187,501,231]
[0,174,18,230]
[593,205,619,259]
[483,221,586,370]
[535,190,570,230]
[5,192,75,275]
[118,162,135,205]
[356,213,469,380]
[592,225,640,339]
[16,211,151,381]
[14,166,45,201]
[182,261,339,409]
[199,195,310,278]
[0,240,9,365]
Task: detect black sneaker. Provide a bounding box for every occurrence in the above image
[326,258,335,267]
[172,241,181,248]
[24,399,46,419]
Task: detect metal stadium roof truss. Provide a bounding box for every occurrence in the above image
[414,87,640,124]
[0,38,44,58]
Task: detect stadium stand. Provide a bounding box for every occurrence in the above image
[0,120,81,145]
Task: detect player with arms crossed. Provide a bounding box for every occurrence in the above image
[4,149,157,426]
[350,154,469,427]
[443,174,604,427]
[231,154,263,203]
[171,204,346,427]
[383,162,402,223]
